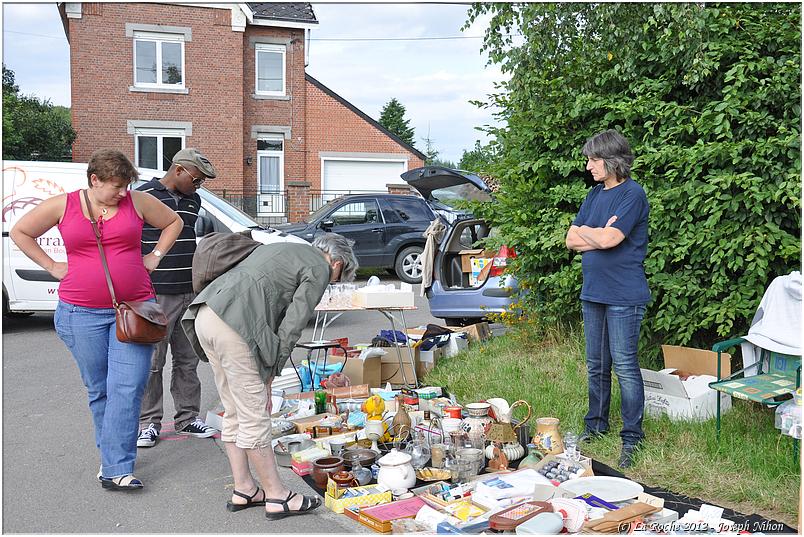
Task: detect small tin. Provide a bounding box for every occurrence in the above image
[444,405,463,419]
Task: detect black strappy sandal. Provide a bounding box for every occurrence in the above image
[226,487,266,512]
[264,491,321,520]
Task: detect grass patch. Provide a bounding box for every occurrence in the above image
[424,322,800,526]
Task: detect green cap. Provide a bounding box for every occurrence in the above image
[172,148,217,179]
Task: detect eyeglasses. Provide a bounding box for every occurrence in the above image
[182,166,206,187]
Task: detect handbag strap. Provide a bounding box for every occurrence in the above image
[83,189,119,308]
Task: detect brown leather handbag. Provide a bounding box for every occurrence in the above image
[83,189,168,344]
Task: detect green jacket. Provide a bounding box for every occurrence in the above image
[181,242,331,381]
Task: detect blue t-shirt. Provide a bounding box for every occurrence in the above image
[572,178,650,306]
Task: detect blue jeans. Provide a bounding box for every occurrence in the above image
[54,300,153,478]
[582,301,646,446]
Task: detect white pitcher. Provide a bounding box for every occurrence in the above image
[486,398,532,424]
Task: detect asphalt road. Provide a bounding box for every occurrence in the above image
[2,278,442,533]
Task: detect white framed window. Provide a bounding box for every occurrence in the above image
[255,43,286,96]
[135,128,185,172]
[257,136,284,193]
[133,31,185,88]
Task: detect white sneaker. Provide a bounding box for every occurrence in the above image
[137,423,159,448]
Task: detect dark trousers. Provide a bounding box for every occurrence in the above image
[139,292,201,432]
[582,300,647,446]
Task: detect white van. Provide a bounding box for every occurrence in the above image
[2,160,305,315]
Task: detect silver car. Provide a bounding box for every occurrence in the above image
[402,166,520,325]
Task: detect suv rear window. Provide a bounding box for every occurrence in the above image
[389,198,432,222]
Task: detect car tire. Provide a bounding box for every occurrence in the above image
[395,245,424,284]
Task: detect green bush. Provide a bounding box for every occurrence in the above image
[466,3,801,355]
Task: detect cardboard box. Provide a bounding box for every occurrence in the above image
[469,257,492,286]
[352,288,415,308]
[459,249,495,273]
[415,346,443,377]
[291,459,313,476]
[289,413,348,436]
[447,322,491,343]
[285,384,370,400]
[380,351,419,386]
[641,345,733,421]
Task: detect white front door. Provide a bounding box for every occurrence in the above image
[257,136,284,215]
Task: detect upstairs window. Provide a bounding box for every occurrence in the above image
[134,31,185,88]
[255,43,285,96]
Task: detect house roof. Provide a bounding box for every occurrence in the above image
[305,74,428,161]
[247,3,318,24]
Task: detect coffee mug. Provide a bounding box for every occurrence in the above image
[329,438,348,456]
[444,406,463,419]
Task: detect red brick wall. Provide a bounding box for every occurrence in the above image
[68,3,244,195]
[304,80,425,190]
[242,26,306,207]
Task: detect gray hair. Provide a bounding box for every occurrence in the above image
[312,232,358,282]
[582,129,635,181]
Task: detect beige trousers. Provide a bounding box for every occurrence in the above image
[195,304,272,449]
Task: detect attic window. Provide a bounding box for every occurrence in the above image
[133,31,185,88]
[255,43,286,96]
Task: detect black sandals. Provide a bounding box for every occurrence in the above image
[100,474,143,491]
[264,491,321,520]
[226,487,267,512]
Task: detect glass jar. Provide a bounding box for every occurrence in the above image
[518,443,544,470]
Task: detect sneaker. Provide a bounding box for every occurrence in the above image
[579,430,607,444]
[619,443,641,469]
[177,418,216,438]
[137,423,159,448]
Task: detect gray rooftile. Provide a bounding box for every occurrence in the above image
[248,3,317,23]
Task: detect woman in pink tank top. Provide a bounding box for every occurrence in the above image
[10,149,182,491]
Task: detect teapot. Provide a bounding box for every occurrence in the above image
[376,448,416,490]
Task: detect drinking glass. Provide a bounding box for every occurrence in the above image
[563,431,579,461]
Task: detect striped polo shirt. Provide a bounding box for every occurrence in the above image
[137,178,201,295]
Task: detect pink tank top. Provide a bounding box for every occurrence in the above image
[58,190,155,307]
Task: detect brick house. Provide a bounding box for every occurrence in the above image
[58,2,425,223]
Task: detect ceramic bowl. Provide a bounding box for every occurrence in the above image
[341,448,377,469]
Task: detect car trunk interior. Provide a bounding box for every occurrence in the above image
[439,219,494,289]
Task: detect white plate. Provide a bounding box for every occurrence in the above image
[558,476,644,503]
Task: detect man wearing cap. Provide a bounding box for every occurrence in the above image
[136,148,218,447]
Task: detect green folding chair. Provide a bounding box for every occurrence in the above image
[709,337,801,457]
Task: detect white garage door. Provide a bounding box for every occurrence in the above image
[322,159,406,192]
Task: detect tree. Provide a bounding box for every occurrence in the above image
[465,4,801,354]
[378,97,415,146]
[458,140,498,173]
[3,65,75,161]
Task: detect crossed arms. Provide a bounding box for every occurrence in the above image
[565,215,626,252]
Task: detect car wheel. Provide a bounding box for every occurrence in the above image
[395,245,424,284]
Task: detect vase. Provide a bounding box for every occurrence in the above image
[460,402,494,450]
[532,417,564,455]
[517,443,545,470]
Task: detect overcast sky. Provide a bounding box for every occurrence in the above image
[2,2,504,164]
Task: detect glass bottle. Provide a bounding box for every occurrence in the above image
[518,443,544,470]
[351,460,373,486]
